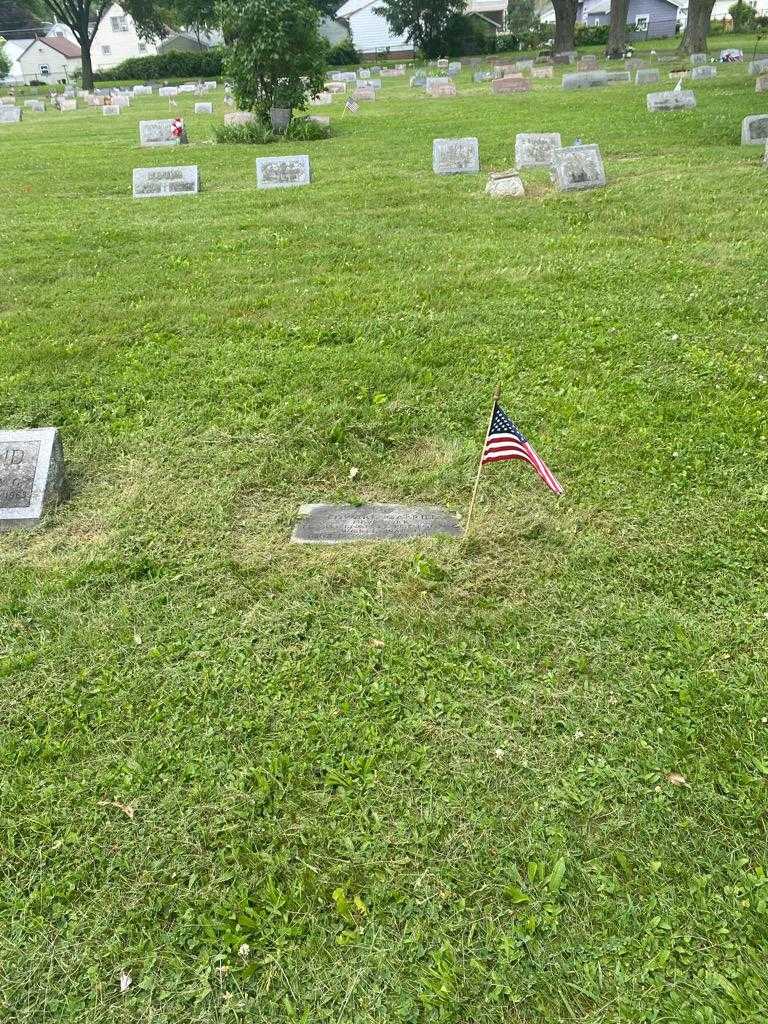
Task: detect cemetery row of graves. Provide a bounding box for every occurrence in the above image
[2,33,768,1022]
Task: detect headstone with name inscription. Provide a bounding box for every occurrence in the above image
[690,52,708,66]
[493,75,531,93]
[158,86,178,97]
[636,68,660,85]
[606,71,631,83]
[326,81,347,93]
[428,80,457,96]
[204,80,217,89]
[514,59,534,72]
[114,93,130,107]
[757,75,768,93]
[291,503,461,544]
[133,165,199,198]
[103,104,120,116]
[552,143,606,192]
[256,154,311,189]
[24,99,45,112]
[691,65,716,80]
[178,83,196,93]
[563,70,608,89]
[352,86,375,100]
[0,428,65,531]
[310,91,332,105]
[748,58,768,76]
[0,106,21,123]
[194,102,213,113]
[515,131,562,168]
[741,114,768,145]
[59,98,76,111]
[577,55,598,71]
[531,66,554,79]
[485,171,525,197]
[139,119,187,146]
[448,61,461,75]
[433,136,479,174]
[358,68,370,78]
[647,89,696,111]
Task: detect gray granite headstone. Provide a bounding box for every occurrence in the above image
[158,86,178,97]
[690,52,708,67]
[552,143,606,191]
[562,70,608,90]
[742,114,768,145]
[132,165,199,198]
[0,428,65,531]
[691,65,716,80]
[749,58,768,76]
[256,154,311,188]
[24,99,45,112]
[291,503,461,544]
[432,136,479,174]
[646,89,696,111]
[139,119,187,146]
[636,68,660,85]
[606,71,631,83]
[473,71,492,82]
[194,102,213,113]
[0,106,21,123]
[103,105,120,116]
[515,131,562,168]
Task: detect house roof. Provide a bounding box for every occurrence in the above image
[40,35,82,57]
[336,0,374,19]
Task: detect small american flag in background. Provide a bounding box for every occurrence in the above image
[482,402,563,495]
[344,97,359,114]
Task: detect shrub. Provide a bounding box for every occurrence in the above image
[326,38,358,65]
[213,116,330,144]
[729,0,757,30]
[574,24,610,45]
[93,49,224,82]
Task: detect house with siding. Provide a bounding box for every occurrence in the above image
[576,0,682,35]
[14,35,81,84]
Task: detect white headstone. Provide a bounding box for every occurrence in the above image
[0,106,22,123]
[432,137,479,175]
[139,119,187,146]
[133,165,199,198]
[194,102,213,114]
[646,89,696,111]
[515,132,562,169]
[552,143,606,192]
[256,154,311,189]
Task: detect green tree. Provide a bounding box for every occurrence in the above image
[171,0,217,48]
[551,0,578,52]
[606,0,629,58]
[218,0,326,127]
[30,0,113,88]
[0,37,11,80]
[676,0,716,53]
[506,0,539,36]
[374,0,467,59]
[728,0,756,30]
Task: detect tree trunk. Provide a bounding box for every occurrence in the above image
[677,0,716,54]
[80,44,94,90]
[552,0,578,53]
[606,0,630,58]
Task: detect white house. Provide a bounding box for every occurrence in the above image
[14,35,81,84]
[47,3,159,71]
[2,39,32,83]
[336,0,413,56]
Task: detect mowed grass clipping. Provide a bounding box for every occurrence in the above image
[1,45,768,1023]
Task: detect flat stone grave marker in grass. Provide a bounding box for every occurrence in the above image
[636,69,660,85]
[493,75,531,93]
[531,66,554,79]
[647,89,696,111]
[139,119,187,146]
[0,106,22,123]
[563,70,608,89]
[103,105,120,116]
[291,503,461,544]
[256,155,311,189]
[133,165,199,198]
[742,114,768,145]
[690,66,716,80]
[515,131,562,168]
[433,136,479,174]
[485,171,525,197]
[552,143,606,191]
[0,428,65,532]
[194,102,213,114]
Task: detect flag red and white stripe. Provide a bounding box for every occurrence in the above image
[482,402,563,495]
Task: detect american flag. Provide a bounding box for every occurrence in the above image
[344,97,359,114]
[482,402,563,495]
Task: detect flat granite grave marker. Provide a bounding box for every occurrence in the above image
[515,131,562,168]
[133,165,199,198]
[636,68,660,85]
[291,503,461,544]
[493,75,531,93]
[139,119,187,146]
[531,66,554,79]
[103,104,120,116]
[0,428,65,531]
[562,70,608,90]
[742,114,768,145]
[552,143,606,192]
[256,154,311,188]
[432,136,479,174]
[485,171,525,197]
[0,106,21,123]
[690,52,708,66]
[691,65,716,80]
[194,102,213,113]
[647,89,696,111]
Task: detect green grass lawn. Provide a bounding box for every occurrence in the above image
[1,53,767,1023]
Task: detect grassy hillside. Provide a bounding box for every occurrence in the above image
[1,53,767,1023]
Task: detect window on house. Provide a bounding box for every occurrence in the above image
[39,63,50,75]
[101,45,111,55]
[635,14,649,29]
[110,15,129,31]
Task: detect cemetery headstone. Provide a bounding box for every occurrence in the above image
[158,86,178,97]
[473,71,493,82]
[428,81,457,97]
[691,65,716,80]
[492,75,531,93]
[0,428,65,531]
[636,68,660,85]
[352,86,375,101]
[562,70,608,89]
[24,99,45,112]
[139,119,187,146]
[290,503,461,544]
[432,136,479,174]
[59,98,76,111]
[103,104,120,116]
[325,81,347,93]
[0,106,22,123]
[748,58,768,76]
[757,76,768,94]
[358,68,370,79]
[514,59,534,72]
[204,81,217,90]
[224,110,256,125]
[448,61,462,75]
[114,94,130,107]
[256,154,311,189]
[552,143,606,192]
[133,165,199,198]
[307,115,330,127]
[741,114,768,145]
[515,131,562,168]
[485,171,525,198]
[178,83,196,93]
[646,89,696,111]
[554,51,577,64]
[690,52,708,66]
[531,66,554,79]
[606,71,631,83]
[194,102,213,113]
[310,92,332,105]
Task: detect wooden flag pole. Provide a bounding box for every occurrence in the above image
[462,384,500,541]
